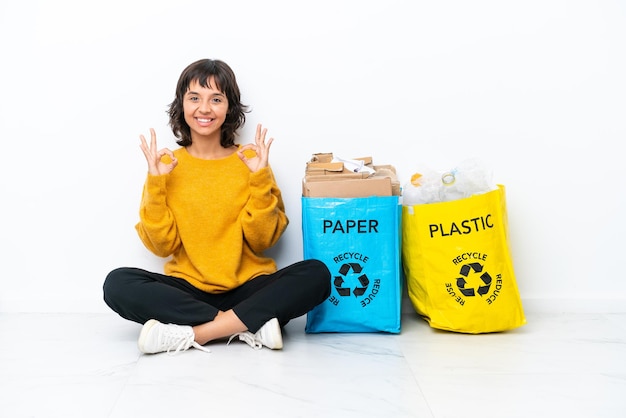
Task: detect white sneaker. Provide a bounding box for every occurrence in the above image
[227,318,283,350]
[138,319,211,355]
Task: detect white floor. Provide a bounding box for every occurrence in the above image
[1,308,625,418]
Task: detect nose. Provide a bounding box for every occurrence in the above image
[199,100,212,113]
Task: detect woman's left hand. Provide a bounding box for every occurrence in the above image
[238,124,274,172]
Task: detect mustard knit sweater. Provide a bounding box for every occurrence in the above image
[135,147,289,293]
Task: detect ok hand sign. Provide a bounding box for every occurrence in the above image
[139,128,178,176]
[237,124,274,173]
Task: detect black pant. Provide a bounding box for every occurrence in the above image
[103,259,331,333]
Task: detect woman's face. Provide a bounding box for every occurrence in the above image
[183,77,229,141]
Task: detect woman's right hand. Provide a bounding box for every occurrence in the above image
[139,128,178,175]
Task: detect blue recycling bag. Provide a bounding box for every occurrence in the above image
[302,196,402,333]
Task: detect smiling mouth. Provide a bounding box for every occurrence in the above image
[196,118,214,123]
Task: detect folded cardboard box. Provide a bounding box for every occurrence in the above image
[309,153,373,166]
[302,153,400,198]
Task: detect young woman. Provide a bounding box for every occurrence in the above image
[103,59,331,354]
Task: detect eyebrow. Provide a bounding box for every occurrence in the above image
[185,90,225,97]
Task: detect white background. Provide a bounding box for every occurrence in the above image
[0,0,624,312]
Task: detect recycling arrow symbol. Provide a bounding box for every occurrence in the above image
[333,262,370,297]
[456,262,492,297]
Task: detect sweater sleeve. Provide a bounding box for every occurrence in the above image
[241,166,289,253]
[135,174,181,257]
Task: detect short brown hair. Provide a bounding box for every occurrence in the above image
[168,59,249,147]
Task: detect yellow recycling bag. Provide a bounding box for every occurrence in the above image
[402,185,526,333]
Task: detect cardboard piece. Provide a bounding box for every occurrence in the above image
[302,153,400,198]
[302,176,392,198]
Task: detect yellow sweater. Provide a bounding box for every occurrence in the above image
[135,147,289,293]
